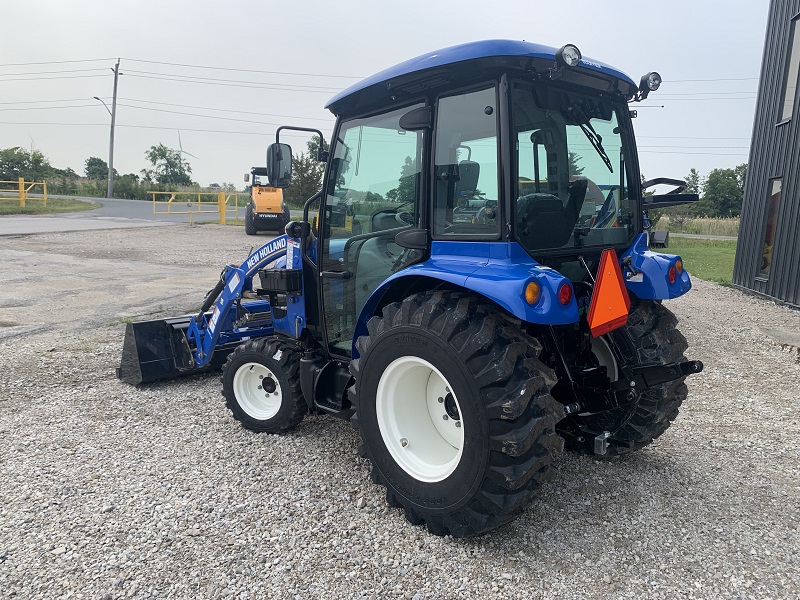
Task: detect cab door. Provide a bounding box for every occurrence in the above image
[319,104,425,356]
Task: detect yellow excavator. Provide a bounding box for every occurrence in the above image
[244,167,290,235]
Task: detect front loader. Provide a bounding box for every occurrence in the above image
[119,40,703,538]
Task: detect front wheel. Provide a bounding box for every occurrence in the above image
[244,204,257,235]
[350,291,564,537]
[560,300,689,455]
[221,338,306,433]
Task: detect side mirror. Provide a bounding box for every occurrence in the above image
[243,173,250,183]
[266,143,293,188]
[285,220,311,239]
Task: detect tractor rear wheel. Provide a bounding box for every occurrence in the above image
[245,204,257,235]
[350,291,564,537]
[221,338,306,433]
[560,299,689,455]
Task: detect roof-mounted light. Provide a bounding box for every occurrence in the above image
[633,72,662,101]
[556,44,582,68]
[640,71,662,92]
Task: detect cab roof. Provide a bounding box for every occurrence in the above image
[326,39,638,115]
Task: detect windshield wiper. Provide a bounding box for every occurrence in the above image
[578,121,613,173]
[566,105,613,173]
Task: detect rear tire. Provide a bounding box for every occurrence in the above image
[221,338,306,433]
[350,291,563,537]
[245,204,257,235]
[560,300,689,455]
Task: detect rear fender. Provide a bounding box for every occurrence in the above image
[352,241,579,356]
[621,234,691,299]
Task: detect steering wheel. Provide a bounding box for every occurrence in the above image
[395,211,414,226]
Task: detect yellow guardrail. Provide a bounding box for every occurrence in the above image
[0,178,47,208]
[149,191,245,225]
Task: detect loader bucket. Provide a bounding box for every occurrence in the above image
[116,318,194,386]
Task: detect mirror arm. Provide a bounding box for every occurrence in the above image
[276,126,328,162]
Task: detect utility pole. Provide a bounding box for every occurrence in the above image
[107,59,120,199]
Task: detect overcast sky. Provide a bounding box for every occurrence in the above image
[1,0,768,188]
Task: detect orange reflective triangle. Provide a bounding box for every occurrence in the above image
[587,248,631,338]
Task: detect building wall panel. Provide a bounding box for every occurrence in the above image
[734,0,800,308]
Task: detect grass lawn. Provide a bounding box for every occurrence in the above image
[666,237,737,285]
[0,197,99,216]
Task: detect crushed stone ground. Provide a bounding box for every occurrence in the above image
[1,224,798,599]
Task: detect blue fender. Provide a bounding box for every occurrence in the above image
[621,234,692,300]
[352,241,578,355]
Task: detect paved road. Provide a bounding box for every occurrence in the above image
[0,195,248,236]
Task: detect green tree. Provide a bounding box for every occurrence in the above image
[0,147,54,181]
[697,166,746,217]
[386,156,417,203]
[568,151,584,177]
[141,144,193,186]
[84,156,117,180]
[684,167,702,194]
[306,134,330,161]
[113,173,145,199]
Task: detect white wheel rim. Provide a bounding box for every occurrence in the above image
[376,356,464,483]
[591,337,619,382]
[233,362,282,420]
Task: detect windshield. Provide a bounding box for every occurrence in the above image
[512,81,636,255]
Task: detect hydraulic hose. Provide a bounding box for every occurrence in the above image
[197,267,227,320]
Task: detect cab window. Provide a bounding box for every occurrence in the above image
[433,86,500,237]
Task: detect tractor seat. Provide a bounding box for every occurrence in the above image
[516,193,570,249]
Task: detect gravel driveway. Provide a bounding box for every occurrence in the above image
[1,224,798,599]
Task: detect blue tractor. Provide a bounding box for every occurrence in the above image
[118,40,703,537]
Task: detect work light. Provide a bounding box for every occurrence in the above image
[556,44,582,68]
[640,72,662,92]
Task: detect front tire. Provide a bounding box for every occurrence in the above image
[350,291,564,537]
[244,204,257,235]
[560,300,689,455]
[221,338,306,433]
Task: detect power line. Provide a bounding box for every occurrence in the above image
[0,97,108,105]
[640,97,756,102]
[638,149,748,155]
[654,91,756,96]
[0,58,115,67]
[0,74,111,82]
[0,120,332,138]
[637,135,750,140]
[118,97,331,121]
[0,67,110,76]
[639,145,750,149]
[667,77,759,82]
[124,69,342,91]
[116,103,302,127]
[124,73,340,93]
[124,58,363,80]
[0,104,99,111]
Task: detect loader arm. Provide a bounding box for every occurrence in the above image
[186,235,290,368]
[117,236,291,386]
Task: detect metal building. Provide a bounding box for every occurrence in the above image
[733,0,800,308]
